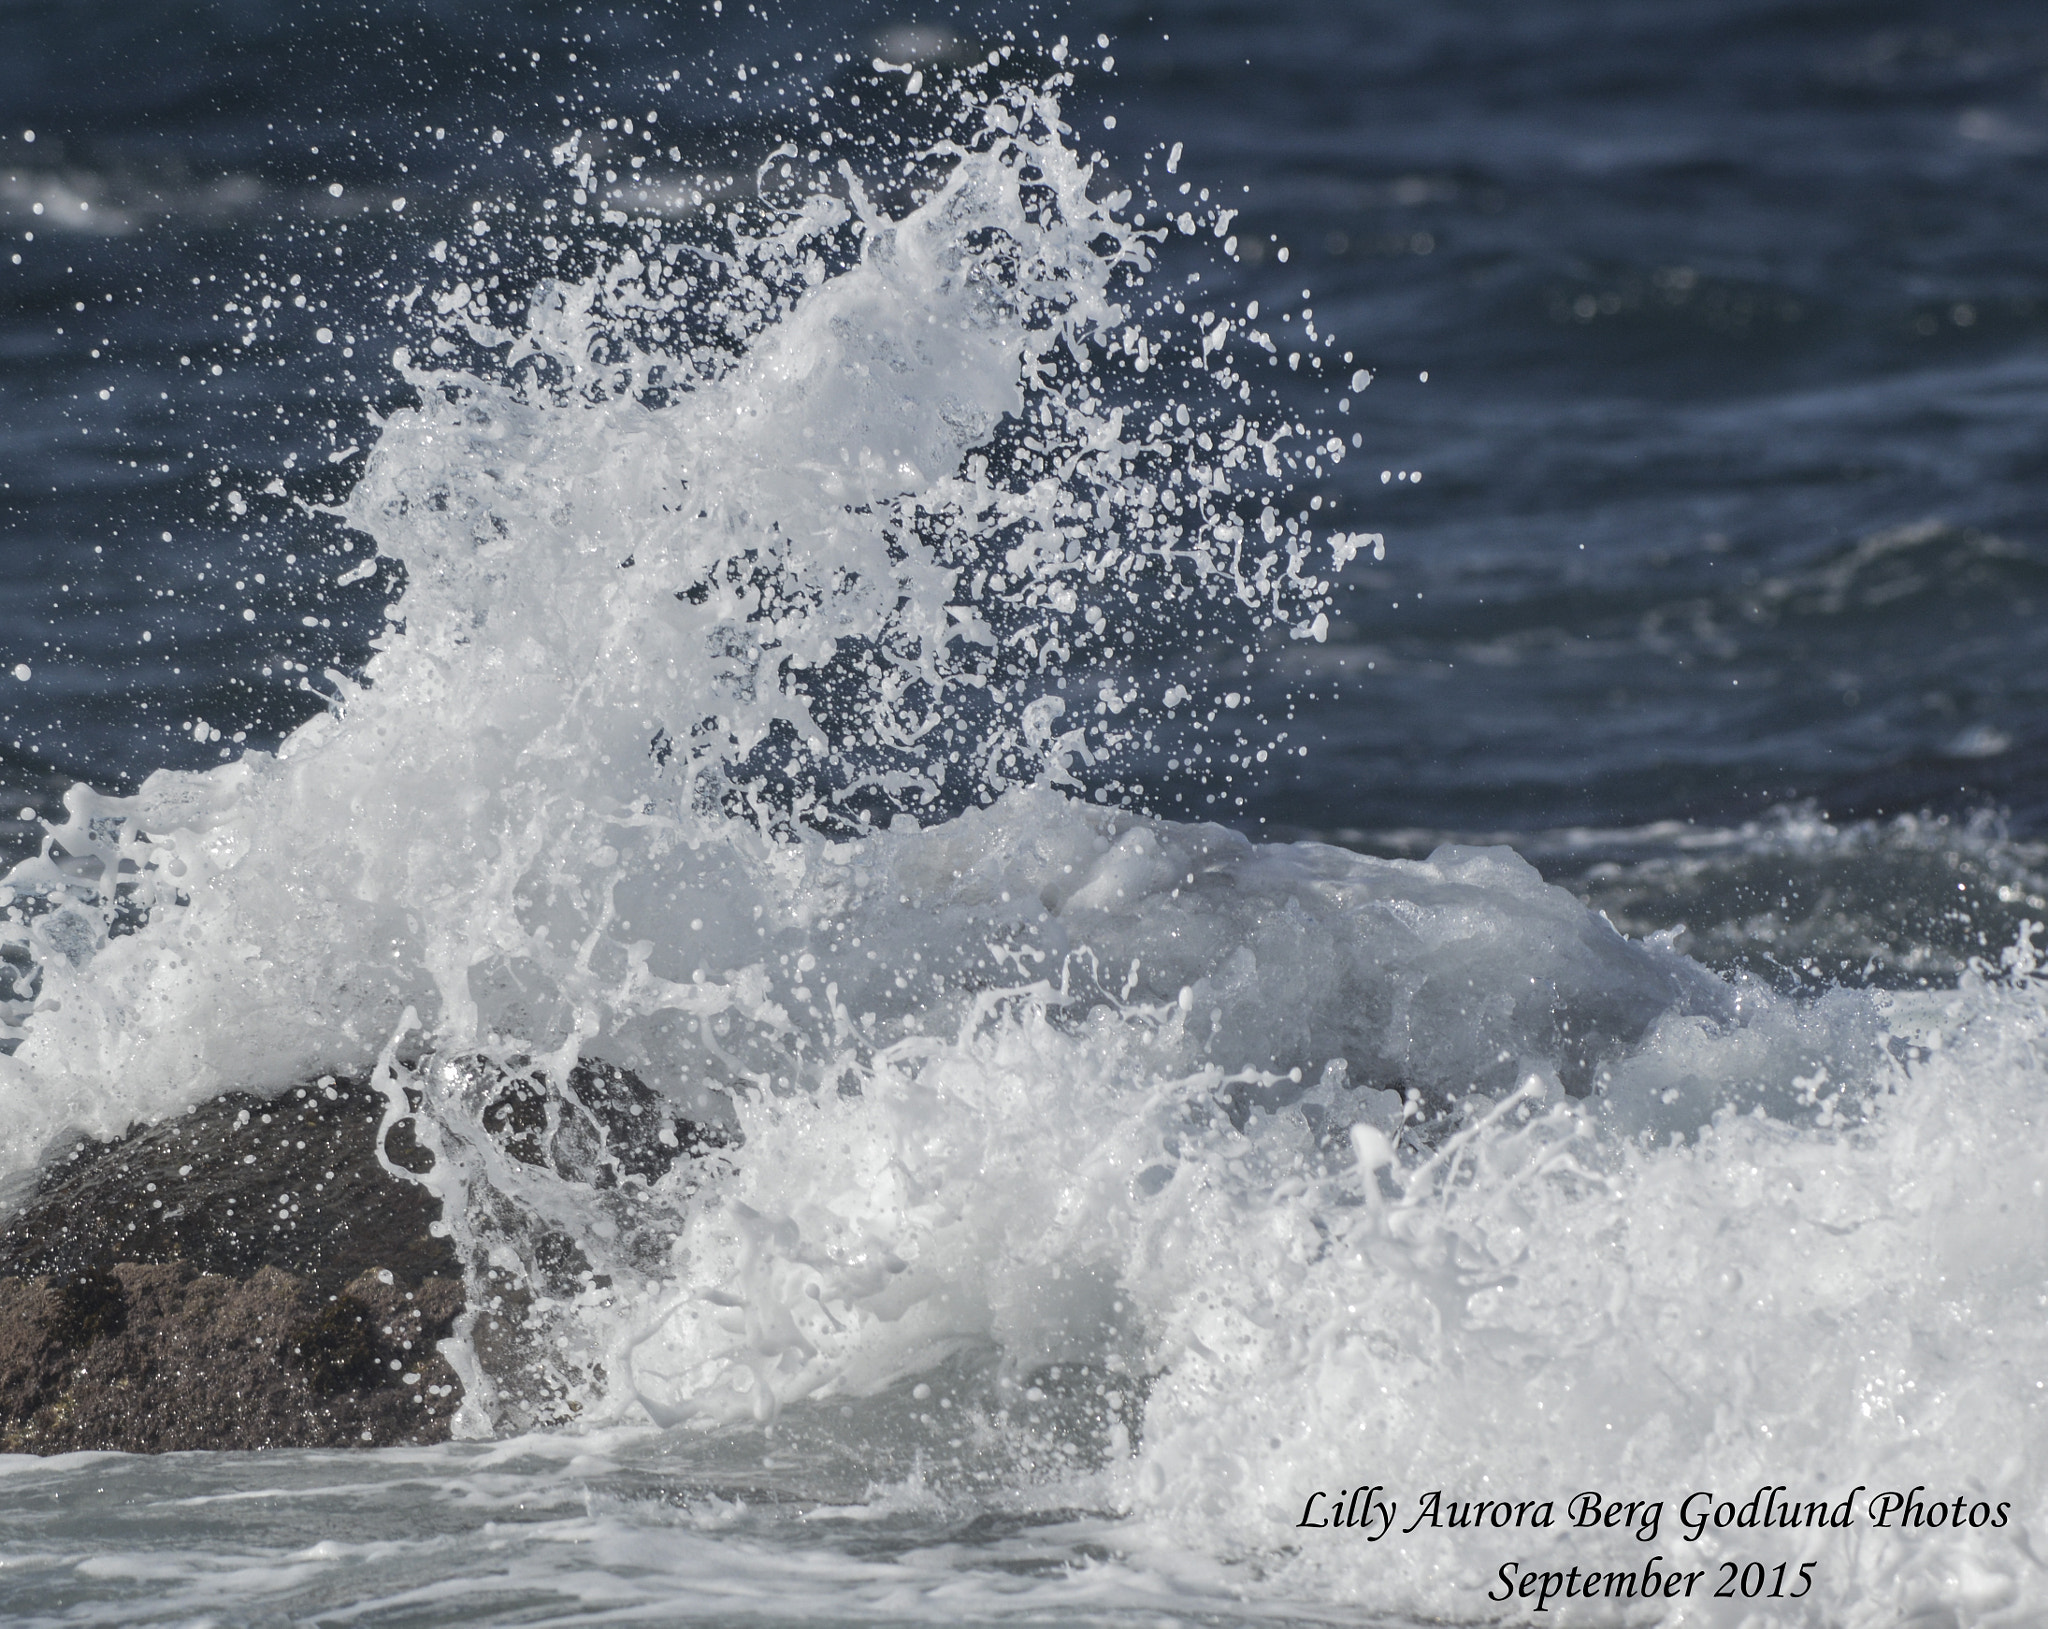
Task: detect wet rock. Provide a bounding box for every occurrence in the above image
[418,1055,734,1433]
[0,1263,462,1453]
[0,1074,463,1452]
[47,1266,128,1348]
[0,1075,456,1294]
[0,1058,728,1451]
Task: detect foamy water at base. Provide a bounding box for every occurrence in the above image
[0,1433,1348,1629]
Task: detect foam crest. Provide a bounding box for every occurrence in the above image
[0,81,1348,1147]
[383,793,1746,1434]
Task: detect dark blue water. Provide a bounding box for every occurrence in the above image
[5,0,2048,962]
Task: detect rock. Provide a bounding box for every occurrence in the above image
[0,1263,463,1453]
[454,1053,731,1190]
[0,1074,463,1451]
[0,1075,455,1294]
[0,1058,728,1452]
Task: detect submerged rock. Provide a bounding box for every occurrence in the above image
[407,1054,734,1433]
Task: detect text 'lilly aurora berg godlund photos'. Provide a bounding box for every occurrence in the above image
[1295,1484,2013,1612]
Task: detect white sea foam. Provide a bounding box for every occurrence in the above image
[2,60,2044,1629]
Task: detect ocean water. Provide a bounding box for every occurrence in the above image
[4,1,2048,1624]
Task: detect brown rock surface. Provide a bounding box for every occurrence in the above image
[0,1263,463,1452]
[0,1075,455,1293]
[0,1058,726,1451]
[0,1074,465,1452]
